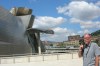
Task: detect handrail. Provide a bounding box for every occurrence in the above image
[0,52,79,64]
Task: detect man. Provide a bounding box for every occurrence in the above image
[78,34,100,66]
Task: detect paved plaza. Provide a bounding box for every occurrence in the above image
[0,53,83,66]
[0,58,83,66]
[1,52,100,66]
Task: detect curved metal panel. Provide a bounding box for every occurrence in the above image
[0,7,32,55]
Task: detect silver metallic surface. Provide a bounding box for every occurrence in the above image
[0,7,54,56]
[0,7,33,55]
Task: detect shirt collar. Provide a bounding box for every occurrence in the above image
[87,42,91,47]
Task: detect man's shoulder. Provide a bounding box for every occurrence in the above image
[91,42,97,45]
[91,42,99,48]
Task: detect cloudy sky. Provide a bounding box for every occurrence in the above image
[0,0,100,42]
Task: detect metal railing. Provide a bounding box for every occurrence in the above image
[0,52,79,64]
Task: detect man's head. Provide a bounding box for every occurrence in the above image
[84,33,91,45]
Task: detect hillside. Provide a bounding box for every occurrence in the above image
[91,30,100,46]
[91,30,100,36]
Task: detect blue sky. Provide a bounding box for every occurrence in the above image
[0,0,100,42]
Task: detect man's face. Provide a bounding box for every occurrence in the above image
[84,34,91,45]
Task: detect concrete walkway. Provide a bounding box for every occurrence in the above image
[0,58,83,66]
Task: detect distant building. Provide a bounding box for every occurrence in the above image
[68,35,80,41]
[63,35,81,47]
[63,40,79,47]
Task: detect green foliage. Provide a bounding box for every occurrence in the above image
[50,44,53,46]
[91,30,100,36]
[91,30,100,47]
[59,43,66,48]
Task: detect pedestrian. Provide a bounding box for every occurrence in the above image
[78,33,100,66]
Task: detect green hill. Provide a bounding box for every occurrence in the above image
[91,30,100,36]
[91,30,100,46]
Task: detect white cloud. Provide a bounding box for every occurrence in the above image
[71,33,77,35]
[69,18,100,29]
[40,27,78,42]
[83,29,90,33]
[53,27,68,34]
[78,29,90,34]
[33,16,65,29]
[70,18,82,23]
[57,1,100,20]
[31,1,100,42]
[41,27,69,42]
[80,21,100,29]
[95,1,100,6]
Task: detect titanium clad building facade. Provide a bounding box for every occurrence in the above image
[0,7,54,56]
[0,7,34,55]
